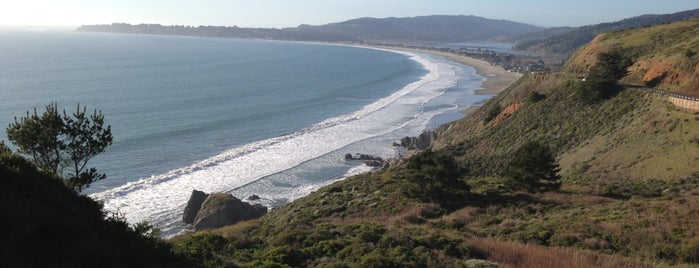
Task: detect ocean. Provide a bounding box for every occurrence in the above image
[0,30,491,236]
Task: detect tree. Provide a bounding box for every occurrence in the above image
[400,149,469,208]
[504,141,561,193]
[0,141,10,155]
[6,103,112,192]
[576,50,632,104]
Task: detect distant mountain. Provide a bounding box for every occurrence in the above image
[513,9,699,57]
[300,15,544,42]
[77,15,544,43]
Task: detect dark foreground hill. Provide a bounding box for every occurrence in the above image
[77,15,543,43]
[0,148,196,267]
[169,18,699,267]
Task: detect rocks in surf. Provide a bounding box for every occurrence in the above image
[344,153,384,167]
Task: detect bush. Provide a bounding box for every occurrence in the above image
[504,141,561,193]
[527,91,547,103]
[399,150,470,208]
[484,105,502,123]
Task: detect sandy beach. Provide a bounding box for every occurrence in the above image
[381,47,523,95]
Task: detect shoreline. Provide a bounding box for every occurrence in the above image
[373,46,523,95]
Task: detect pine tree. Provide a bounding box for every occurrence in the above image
[6,103,112,192]
[505,141,561,193]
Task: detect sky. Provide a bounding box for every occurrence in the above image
[1,0,698,29]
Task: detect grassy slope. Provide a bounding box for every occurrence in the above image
[564,19,699,95]
[172,20,699,267]
[512,9,699,68]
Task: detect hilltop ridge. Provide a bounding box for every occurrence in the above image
[513,8,699,67]
[77,15,542,43]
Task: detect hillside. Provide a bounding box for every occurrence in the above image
[564,18,699,96]
[77,15,543,43]
[170,19,699,267]
[513,8,699,65]
[0,147,196,267]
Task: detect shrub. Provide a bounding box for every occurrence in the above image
[484,105,502,123]
[576,50,631,104]
[504,141,561,193]
[399,150,470,208]
[528,91,547,103]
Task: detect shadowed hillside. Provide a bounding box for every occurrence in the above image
[0,148,196,267]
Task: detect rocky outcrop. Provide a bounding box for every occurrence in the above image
[399,131,438,150]
[193,192,267,230]
[344,153,384,167]
[182,190,209,224]
[182,190,268,230]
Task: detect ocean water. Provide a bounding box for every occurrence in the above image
[0,30,490,236]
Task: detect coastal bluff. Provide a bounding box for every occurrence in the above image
[183,190,267,231]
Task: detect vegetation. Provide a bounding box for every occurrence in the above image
[575,50,632,103]
[565,18,699,95]
[398,149,470,208]
[484,105,502,124]
[513,8,699,59]
[504,141,561,193]
[0,149,195,267]
[527,91,547,103]
[6,103,112,192]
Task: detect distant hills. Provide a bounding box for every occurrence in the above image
[513,8,699,57]
[298,15,543,42]
[78,9,699,55]
[77,15,544,43]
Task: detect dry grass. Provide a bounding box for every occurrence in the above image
[470,238,664,268]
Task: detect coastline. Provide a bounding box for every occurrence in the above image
[374,47,523,95]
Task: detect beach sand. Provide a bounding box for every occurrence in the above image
[382,47,523,95]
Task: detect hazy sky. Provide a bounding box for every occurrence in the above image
[1,0,698,28]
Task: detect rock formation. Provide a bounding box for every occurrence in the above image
[182,190,209,224]
[344,153,384,167]
[399,131,437,150]
[193,192,268,231]
[182,190,268,230]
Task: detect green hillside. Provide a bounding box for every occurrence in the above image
[513,9,699,60]
[565,18,699,95]
[169,18,699,267]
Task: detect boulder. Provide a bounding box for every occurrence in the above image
[193,192,267,230]
[344,153,384,166]
[182,190,209,224]
[399,131,437,150]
